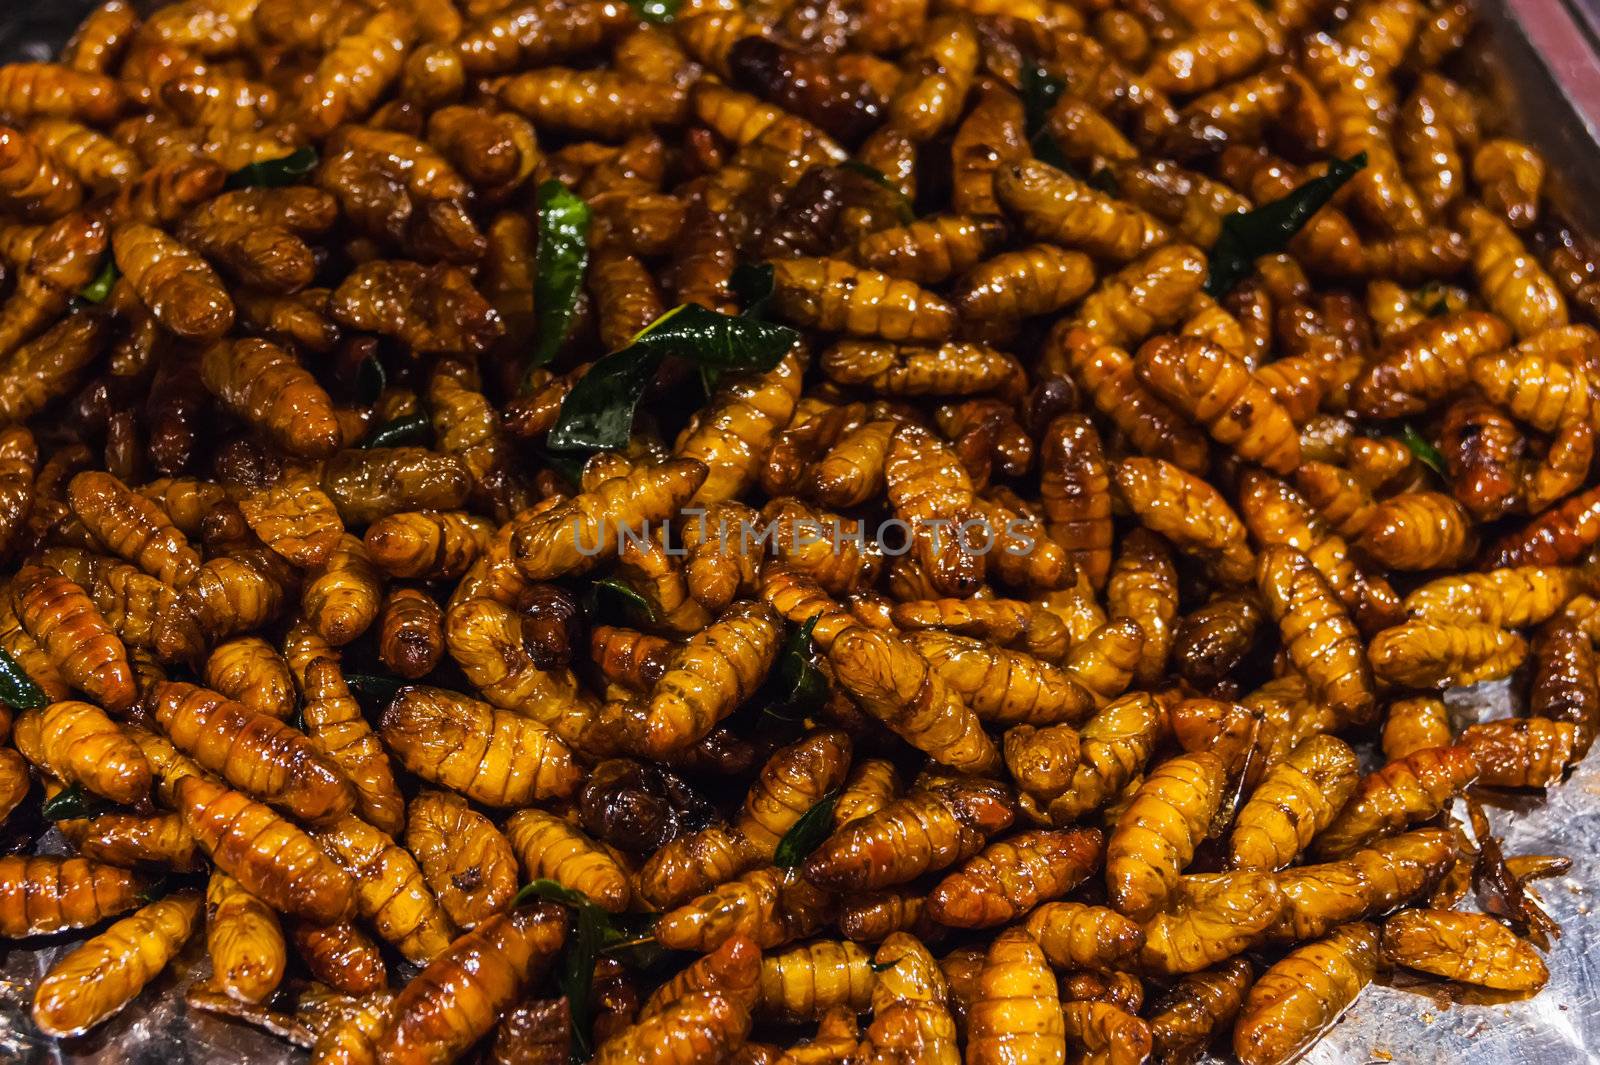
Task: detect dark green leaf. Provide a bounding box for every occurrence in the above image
[1020,65,1064,137]
[536,446,589,489]
[838,162,915,224]
[1417,281,1453,317]
[355,355,387,405]
[42,782,110,822]
[79,257,118,304]
[0,646,46,710]
[773,787,841,869]
[363,411,430,449]
[224,146,319,190]
[869,956,902,973]
[136,876,170,905]
[770,615,829,718]
[1205,152,1368,298]
[628,304,798,370]
[344,672,405,704]
[547,304,798,453]
[1401,424,1447,477]
[582,578,658,628]
[514,878,593,909]
[628,0,679,22]
[530,180,592,372]
[730,262,777,321]
[562,902,607,1060]
[547,345,665,453]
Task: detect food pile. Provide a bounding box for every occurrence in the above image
[0,0,1595,1061]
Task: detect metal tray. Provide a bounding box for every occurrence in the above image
[2,2,1600,1062]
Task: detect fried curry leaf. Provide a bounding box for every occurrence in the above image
[1401,424,1447,477]
[628,0,679,23]
[1204,152,1368,297]
[731,262,777,320]
[547,304,798,452]
[773,787,842,868]
[771,615,830,718]
[0,646,46,710]
[362,411,430,449]
[354,353,388,405]
[869,956,903,973]
[530,180,593,372]
[224,146,319,190]
[546,344,664,453]
[1021,64,1070,169]
[42,782,112,822]
[582,577,659,628]
[343,671,405,705]
[513,879,623,1062]
[838,162,916,224]
[78,257,118,304]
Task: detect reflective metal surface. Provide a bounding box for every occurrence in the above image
[3,1,1600,1063]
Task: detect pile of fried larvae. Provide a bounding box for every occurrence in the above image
[0,0,1596,1061]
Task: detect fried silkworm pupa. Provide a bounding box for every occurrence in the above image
[0,855,154,937]
[404,789,518,932]
[592,990,752,1065]
[1147,958,1254,1065]
[375,903,568,1065]
[926,828,1103,928]
[1382,909,1548,991]
[176,774,354,925]
[966,926,1065,1065]
[11,563,135,712]
[1105,753,1226,921]
[291,919,388,995]
[1233,923,1380,1065]
[205,870,286,1005]
[755,940,874,1022]
[645,934,761,1019]
[1229,736,1360,872]
[204,637,295,721]
[12,699,150,807]
[32,891,201,1038]
[802,778,1014,892]
[1312,745,1479,859]
[380,685,581,805]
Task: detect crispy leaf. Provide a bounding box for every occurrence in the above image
[547,304,798,452]
[773,787,841,868]
[546,345,664,453]
[363,411,430,449]
[514,878,594,909]
[530,180,592,372]
[582,577,659,628]
[344,672,405,704]
[1401,424,1447,477]
[1205,152,1368,297]
[0,646,46,710]
[869,956,903,973]
[42,782,111,822]
[1021,65,1070,169]
[838,162,915,224]
[513,879,623,1062]
[355,354,387,405]
[224,146,319,190]
[773,615,829,717]
[628,304,798,370]
[79,257,118,304]
[731,262,777,320]
[628,0,679,22]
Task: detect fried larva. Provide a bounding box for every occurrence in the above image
[1105,753,1226,921]
[1382,909,1548,991]
[1313,745,1479,859]
[1234,923,1379,1065]
[1230,736,1360,872]
[0,854,153,937]
[927,828,1102,929]
[376,903,568,1065]
[380,686,580,805]
[12,699,149,806]
[404,789,517,932]
[205,870,286,1005]
[32,891,201,1038]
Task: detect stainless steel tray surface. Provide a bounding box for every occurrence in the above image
[3,1,1600,1063]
